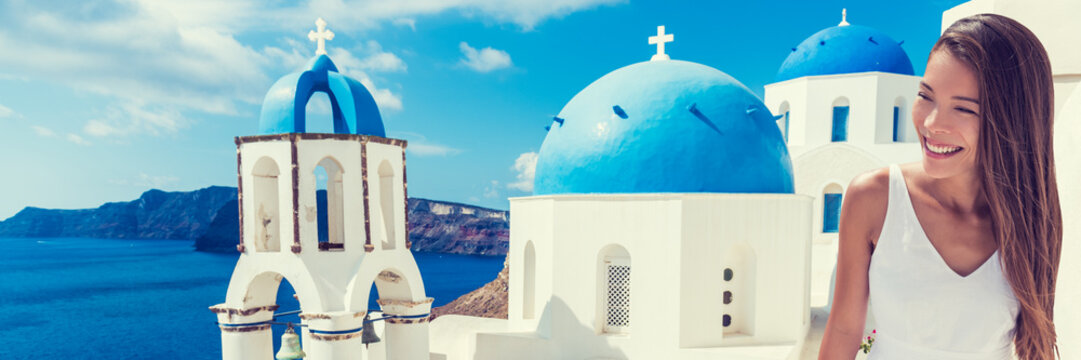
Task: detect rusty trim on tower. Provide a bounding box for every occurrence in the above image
[235,133,408,145]
[235,137,246,253]
[290,134,302,254]
[361,140,374,252]
[208,304,280,316]
[219,324,271,333]
[401,145,411,249]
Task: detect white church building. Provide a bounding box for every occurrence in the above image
[432,26,817,360]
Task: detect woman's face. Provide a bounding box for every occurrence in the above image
[912,50,981,179]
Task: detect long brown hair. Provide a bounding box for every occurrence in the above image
[934,14,1062,360]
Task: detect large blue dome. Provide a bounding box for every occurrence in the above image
[258,54,385,136]
[776,24,914,82]
[534,60,794,195]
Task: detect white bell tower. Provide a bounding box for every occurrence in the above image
[210,18,432,360]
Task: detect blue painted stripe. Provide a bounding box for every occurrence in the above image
[308,327,363,335]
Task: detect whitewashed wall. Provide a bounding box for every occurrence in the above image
[447,193,812,360]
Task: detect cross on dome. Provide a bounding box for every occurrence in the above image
[838,8,850,26]
[648,26,674,61]
[309,18,335,55]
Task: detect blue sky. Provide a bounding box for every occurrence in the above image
[0,0,965,219]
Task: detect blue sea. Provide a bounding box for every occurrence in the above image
[0,237,504,359]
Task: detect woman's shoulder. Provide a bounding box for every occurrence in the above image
[845,166,891,207]
[840,165,895,248]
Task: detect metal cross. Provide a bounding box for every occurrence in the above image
[649,26,674,61]
[309,18,335,55]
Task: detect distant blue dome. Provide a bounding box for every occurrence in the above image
[258,54,385,136]
[776,25,914,82]
[534,60,794,195]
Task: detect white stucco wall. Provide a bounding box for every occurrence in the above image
[764,71,922,164]
[446,193,812,360]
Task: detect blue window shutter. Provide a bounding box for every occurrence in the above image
[892,106,900,142]
[784,111,790,143]
[831,106,849,142]
[823,193,842,233]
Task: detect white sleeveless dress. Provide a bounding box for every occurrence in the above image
[866,164,1020,359]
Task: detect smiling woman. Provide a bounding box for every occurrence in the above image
[819,13,1061,360]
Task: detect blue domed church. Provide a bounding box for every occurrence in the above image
[430,26,814,360]
[761,10,924,309]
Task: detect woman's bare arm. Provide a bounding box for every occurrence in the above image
[818,168,890,360]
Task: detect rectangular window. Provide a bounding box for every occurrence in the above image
[604,259,631,334]
[892,106,900,142]
[823,193,843,233]
[832,106,849,142]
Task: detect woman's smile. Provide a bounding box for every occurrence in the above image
[923,136,964,158]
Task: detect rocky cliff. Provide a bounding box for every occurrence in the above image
[0,186,237,240]
[406,198,509,255]
[0,187,510,256]
[431,255,509,319]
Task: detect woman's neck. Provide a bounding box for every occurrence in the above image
[924,168,989,216]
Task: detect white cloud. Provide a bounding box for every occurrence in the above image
[484,180,500,198]
[292,0,623,31]
[458,42,512,73]
[507,152,537,192]
[0,104,13,118]
[357,41,407,73]
[408,143,462,157]
[0,2,271,118]
[31,126,55,137]
[393,18,417,31]
[66,134,92,146]
[0,0,618,138]
[388,131,462,157]
[84,103,185,137]
[110,172,180,188]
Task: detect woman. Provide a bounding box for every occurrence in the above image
[819,14,1062,360]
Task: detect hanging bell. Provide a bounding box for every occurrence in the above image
[361,313,381,348]
[276,324,306,360]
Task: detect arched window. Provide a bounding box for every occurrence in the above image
[315,157,344,251]
[378,161,397,250]
[823,183,844,233]
[523,241,536,319]
[831,97,850,142]
[777,101,791,143]
[252,157,281,252]
[722,242,756,336]
[598,244,631,334]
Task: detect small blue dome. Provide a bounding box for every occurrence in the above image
[258,54,385,136]
[534,60,794,195]
[776,25,914,82]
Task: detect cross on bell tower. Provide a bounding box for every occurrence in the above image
[649,25,674,61]
[309,17,335,55]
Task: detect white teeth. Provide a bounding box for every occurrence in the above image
[926,141,962,155]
